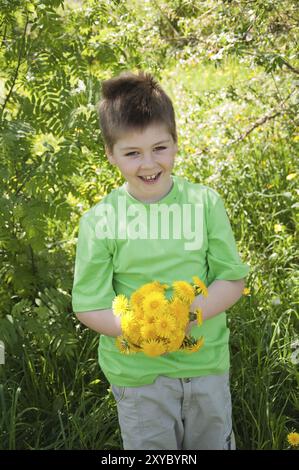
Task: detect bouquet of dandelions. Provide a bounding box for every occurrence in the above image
[112,276,208,357]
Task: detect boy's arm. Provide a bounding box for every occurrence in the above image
[189,278,245,325]
[75,309,122,337]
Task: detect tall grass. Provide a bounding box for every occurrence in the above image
[0,320,121,449]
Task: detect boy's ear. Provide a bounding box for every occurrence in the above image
[105,145,115,165]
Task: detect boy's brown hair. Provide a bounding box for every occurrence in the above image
[97,70,177,154]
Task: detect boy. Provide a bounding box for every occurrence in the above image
[72,71,250,450]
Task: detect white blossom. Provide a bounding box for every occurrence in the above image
[71,79,86,94]
[290,349,299,365]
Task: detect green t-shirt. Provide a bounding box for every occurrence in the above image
[72,175,250,386]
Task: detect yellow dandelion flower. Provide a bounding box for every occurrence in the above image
[178,316,189,330]
[155,313,177,339]
[142,291,168,316]
[243,287,250,295]
[169,297,189,326]
[287,432,299,447]
[130,290,144,309]
[140,322,157,340]
[120,312,136,335]
[137,281,166,297]
[126,322,142,344]
[167,330,186,352]
[183,336,205,353]
[195,307,203,326]
[177,317,188,330]
[170,297,188,315]
[115,336,131,354]
[141,339,167,357]
[143,310,157,324]
[173,281,195,305]
[128,333,142,346]
[112,294,129,316]
[131,305,144,321]
[192,276,208,297]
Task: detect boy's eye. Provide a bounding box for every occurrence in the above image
[125,147,166,157]
[125,151,139,157]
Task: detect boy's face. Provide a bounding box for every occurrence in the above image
[106,123,178,203]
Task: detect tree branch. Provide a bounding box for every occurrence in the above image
[231,110,282,144]
[0,13,29,121]
[151,0,181,37]
[281,58,299,75]
[229,88,297,144]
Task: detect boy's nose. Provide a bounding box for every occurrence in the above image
[141,152,156,168]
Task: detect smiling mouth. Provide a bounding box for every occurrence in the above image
[138,172,162,184]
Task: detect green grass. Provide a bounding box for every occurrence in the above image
[0,326,122,449]
[163,56,259,94]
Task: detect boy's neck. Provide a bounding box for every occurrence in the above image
[125,177,174,204]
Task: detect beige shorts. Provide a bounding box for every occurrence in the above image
[111,372,236,450]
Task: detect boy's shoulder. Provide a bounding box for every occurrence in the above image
[79,186,121,224]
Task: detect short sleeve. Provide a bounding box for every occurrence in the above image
[206,192,250,284]
[72,213,116,313]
